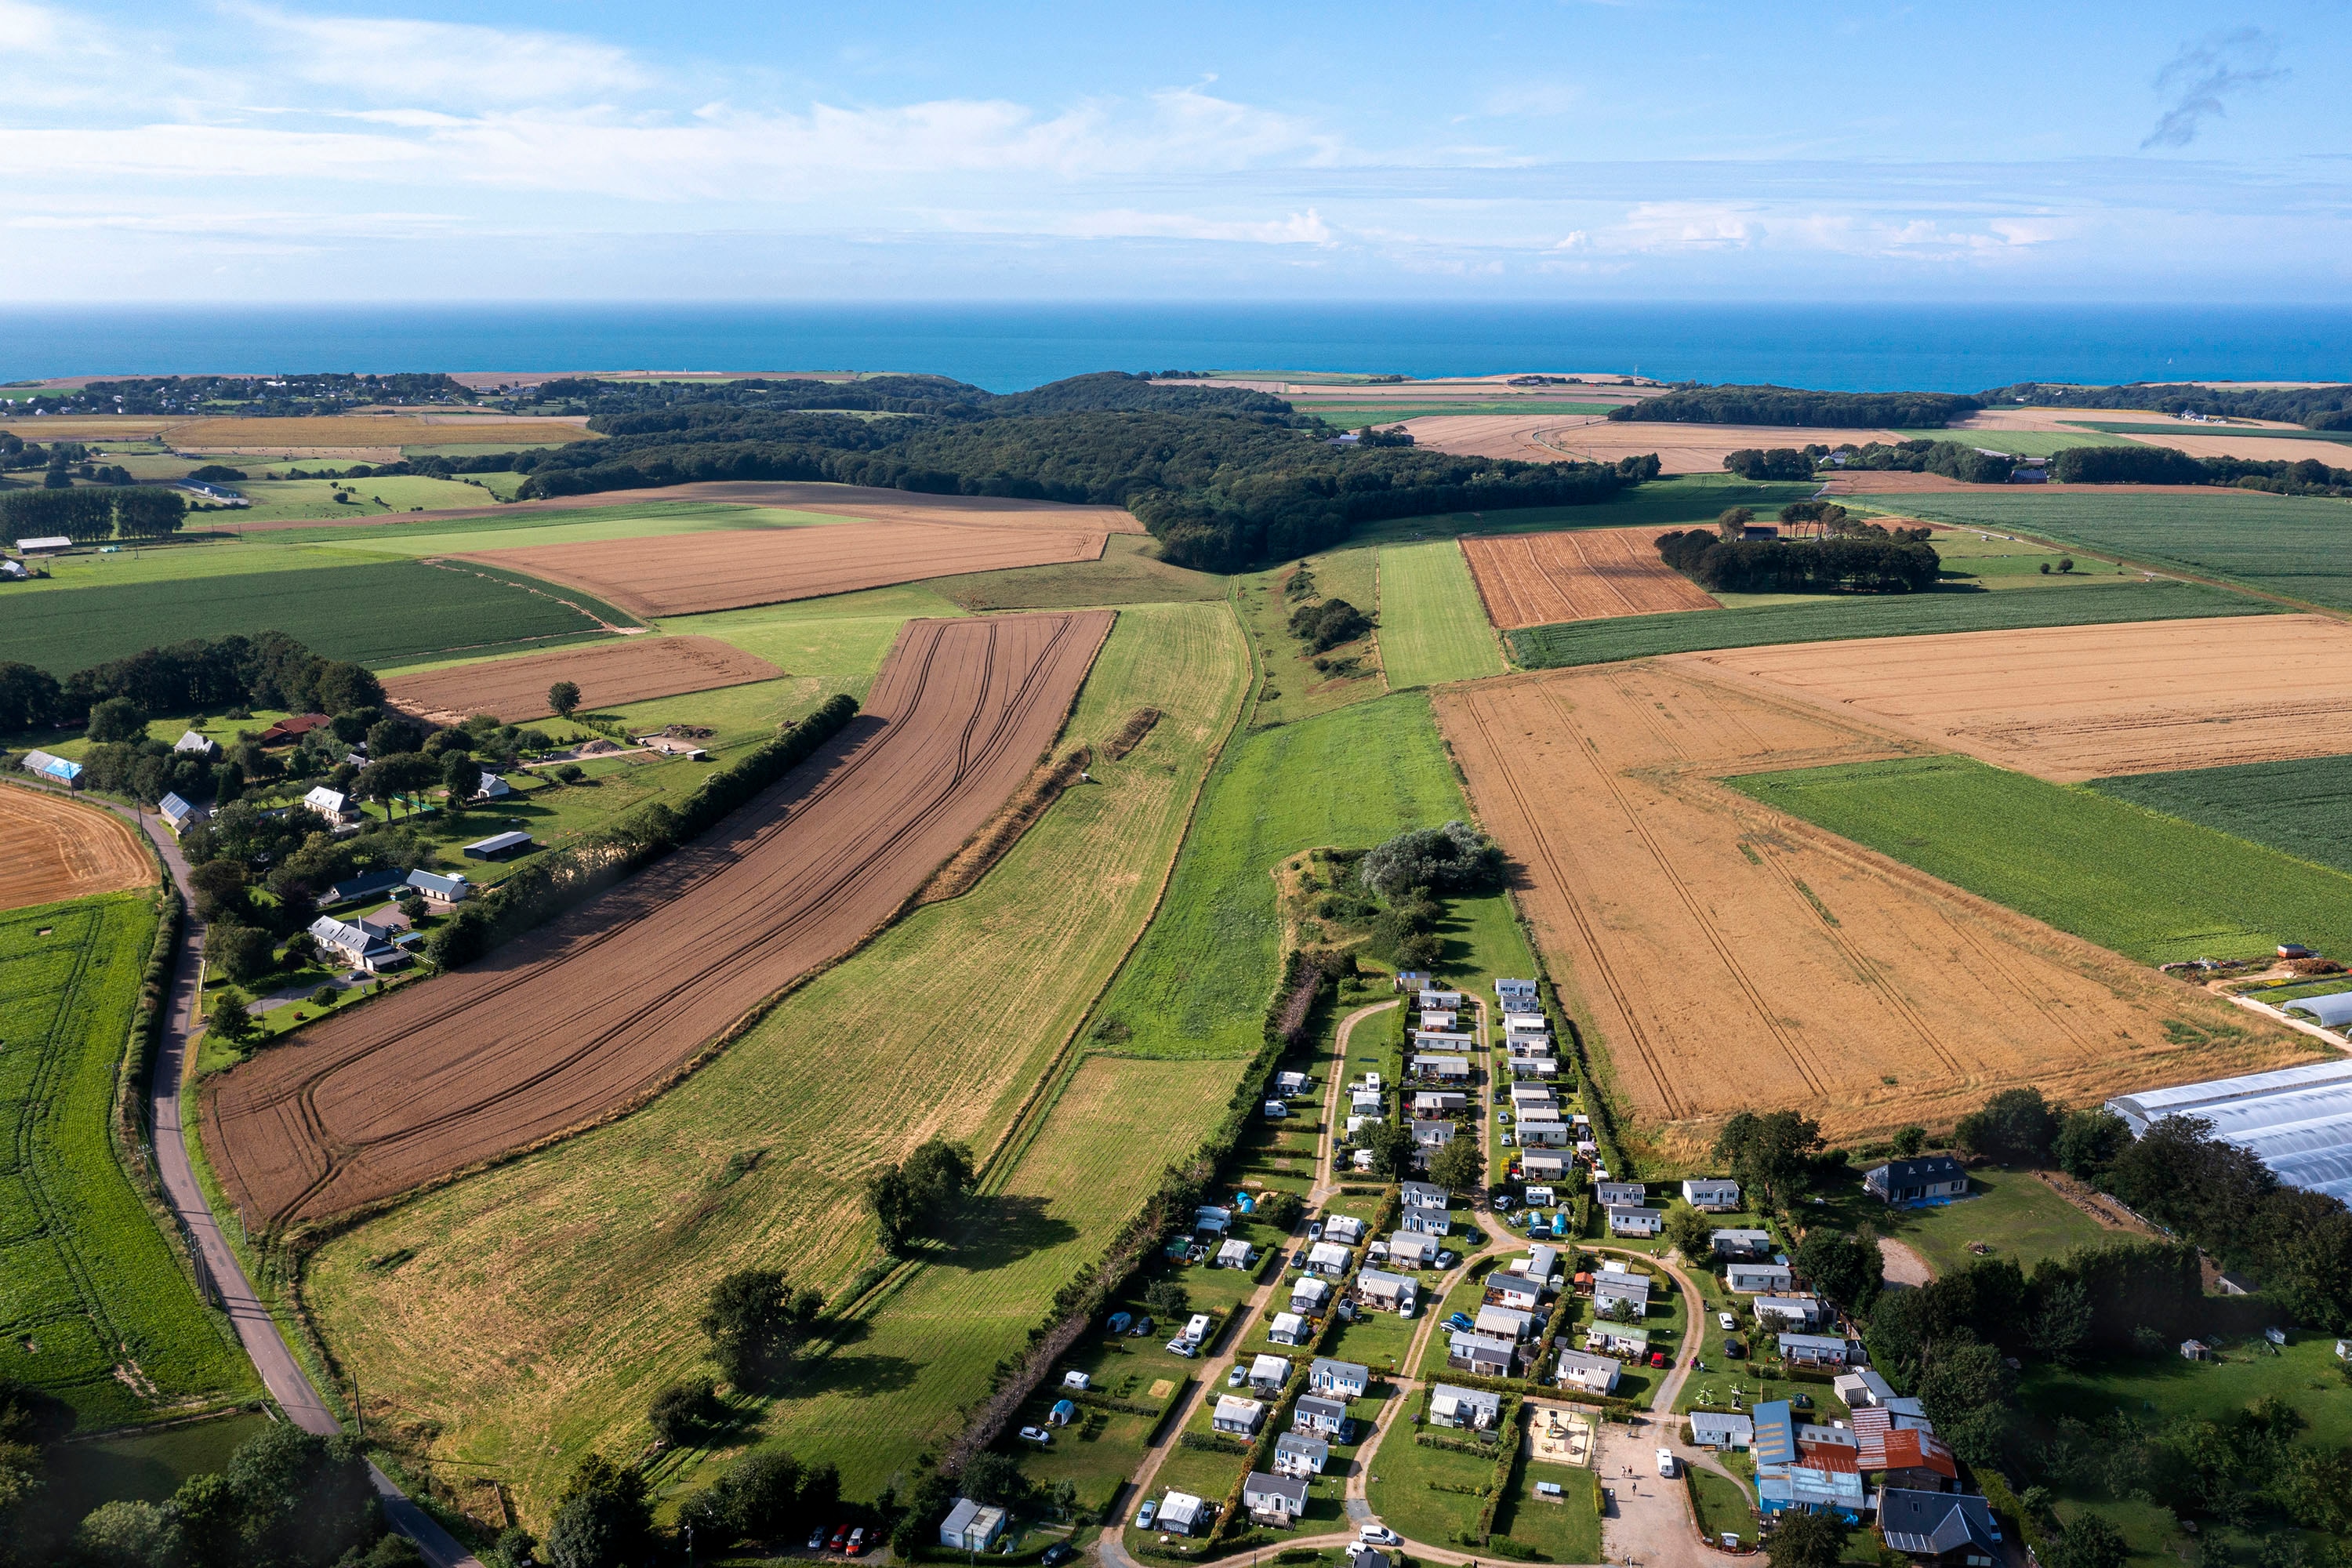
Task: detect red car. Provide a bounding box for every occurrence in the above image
[847,1529,868,1556]
[829,1526,851,1552]
[1649,1351,1668,1368]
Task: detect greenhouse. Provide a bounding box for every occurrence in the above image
[2109,1058,2352,1203]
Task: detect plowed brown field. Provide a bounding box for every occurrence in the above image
[204,611,1113,1229]
[1681,615,2352,782]
[0,785,153,912]
[1436,663,2314,1157]
[1462,527,1719,627]
[456,520,1109,617]
[384,636,782,724]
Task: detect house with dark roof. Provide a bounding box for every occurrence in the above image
[1877,1488,2002,1566]
[1243,1472,1308,1526]
[1272,1432,1328,1476]
[1864,1156,1969,1206]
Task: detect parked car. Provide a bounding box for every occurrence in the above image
[1229,1364,1247,1387]
[1493,1194,1515,1211]
[1136,1501,1159,1530]
[1436,1250,1457,1269]
[1308,1221,1323,1240]
[1132,1316,1154,1337]
[1648,1351,1668,1368]
[1718,1312,1737,1331]
[1501,1132,1515,1146]
[808,1529,829,1552]
[1359,1527,1400,1546]
[1042,1544,1075,1566]
[1446,1312,1475,1332]
[829,1526,851,1552]
[1018,1425,1053,1444]
[1165,1338,1196,1357]
[1724,1338,1745,1359]
[1656,1449,1677,1479]
[846,1530,867,1556]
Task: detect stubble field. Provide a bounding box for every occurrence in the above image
[1462,525,1719,627]
[0,786,154,912]
[383,634,783,724]
[1682,614,2352,782]
[1435,662,2317,1160]
[205,611,1113,1230]
[459,520,1110,618]
[302,601,1252,1515]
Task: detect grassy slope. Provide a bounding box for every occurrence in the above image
[1092,693,1476,1061]
[1508,579,2269,669]
[305,600,1252,1519]
[1244,547,1387,728]
[1840,489,2352,610]
[1726,753,2352,965]
[2091,756,2352,879]
[0,559,608,674]
[1377,542,1505,688]
[215,475,503,522]
[1,891,259,1427]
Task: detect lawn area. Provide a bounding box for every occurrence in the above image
[1491,1457,1604,1563]
[1377,542,1504,688]
[1363,1421,1501,1548]
[1685,1460,1756,1550]
[1,891,260,1428]
[1726,753,2352,965]
[2024,1334,2352,1449]
[2091,754,2352,880]
[1243,547,1388,730]
[1348,477,1820,548]
[1508,578,2270,670]
[1326,1304,1421,1379]
[1094,691,1471,1061]
[305,601,1257,1521]
[1864,1167,2124,1279]
[0,557,614,675]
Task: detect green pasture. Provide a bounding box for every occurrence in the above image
[2056,421,2352,445]
[1886,429,2139,456]
[206,475,502,523]
[0,891,259,1427]
[1351,475,1819,548]
[1307,400,1617,423]
[1241,545,1386,728]
[1840,489,2352,610]
[1811,1167,2122,1281]
[2024,1334,2352,1449]
[2091,756,2352,880]
[195,499,827,550]
[2,537,388,595]
[402,441,581,458]
[1508,578,2270,669]
[926,533,1227,612]
[0,559,611,674]
[1377,542,1504,688]
[1726,753,2352,965]
[655,583,970,699]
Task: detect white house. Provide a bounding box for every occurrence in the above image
[1508,1055,1560,1080]
[303,785,357,823]
[1519,1150,1569,1180]
[1595,1181,1645,1207]
[1294,1395,1349,1436]
[1751,1296,1822,1329]
[1387,1231,1439,1269]
[939,1500,1007,1551]
[1448,1331,1515,1377]
[1585,1323,1650,1356]
[1487,1272,1544,1312]
[158,793,205,833]
[1399,1182,1451,1234]
[1691,1413,1752,1450]
[1552,1350,1623,1396]
[308,914,405,973]
[1607,1204,1663,1238]
[1834,1369,1896,1408]
[1711,1229,1774,1259]
[1212,1396,1266,1436]
[1269,1312,1309,1345]
[1592,1268,1651,1318]
[1726,1261,1794,1294]
[1416,989,1465,1010]
[1272,1432,1329,1477]
[1243,1473,1309,1525]
[1778,1332,1850,1367]
[1429,1384,1502,1430]
[1411,1119,1457,1151]
[1157,1493,1210,1537]
[1681,1178,1741,1210]
[1355,1268,1417,1312]
[1413,1091,1468,1114]
[1309,1358,1370,1397]
[406,869,472,904]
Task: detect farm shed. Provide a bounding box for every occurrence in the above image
[1243,1473,1308,1524]
[1428,1384,1501,1430]
[1212,1396,1266,1436]
[1552,1350,1622,1396]
[20,750,82,786]
[1681,1177,1741,1210]
[1272,1432,1329,1476]
[460,829,536,861]
[406,869,472,903]
[16,535,72,554]
[938,1501,1007,1552]
[322,868,408,908]
[2108,1058,2352,1202]
[1309,1357,1370,1396]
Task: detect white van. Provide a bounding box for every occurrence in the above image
[1656,1448,1677,1479]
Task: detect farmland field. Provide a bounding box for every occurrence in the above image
[303,600,1251,1518]
[1683,615,2352,781]
[459,520,1109,618]
[924,532,1226,611]
[0,785,154,912]
[1842,490,2352,610]
[2090,755,2352,877]
[1728,752,2352,966]
[383,634,782,724]
[207,612,1112,1230]
[163,416,597,449]
[194,498,824,546]
[1412,418,1906,474]
[1241,546,1387,728]
[1347,475,1818,547]
[0,559,612,674]
[1462,525,1719,627]
[1436,664,2319,1162]
[201,475,503,523]
[1508,578,2270,669]
[1377,541,1505,686]
[2,893,259,1427]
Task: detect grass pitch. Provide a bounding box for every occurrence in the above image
[1,893,257,1428]
[1377,542,1504,687]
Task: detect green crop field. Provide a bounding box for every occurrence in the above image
[2091,756,2352,880]
[1,893,258,1428]
[653,582,972,699]
[1838,489,2352,610]
[1727,753,2352,965]
[194,499,833,550]
[0,559,612,674]
[306,600,1254,1520]
[1887,428,2140,456]
[214,475,502,522]
[5,538,391,595]
[1350,475,1819,548]
[1508,578,2270,669]
[1377,541,1504,688]
[924,533,1228,611]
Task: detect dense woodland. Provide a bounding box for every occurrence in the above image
[1655,527,1941,593]
[1611,384,1982,427]
[1982,380,2352,430]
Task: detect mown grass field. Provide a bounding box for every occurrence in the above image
[1,893,258,1428]
[305,600,1254,1521]
[2090,756,2352,879]
[1243,547,1387,728]
[1377,542,1504,688]
[1846,490,2352,610]
[1,559,612,674]
[1091,692,1480,1060]
[1349,476,1820,547]
[926,534,1227,611]
[1812,1167,2121,1280]
[1727,753,2352,965]
[1508,579,2270,669]
[209,475,503,522]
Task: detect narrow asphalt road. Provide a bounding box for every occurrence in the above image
[106,797,483,1568]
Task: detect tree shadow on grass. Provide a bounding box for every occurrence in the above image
[943,1194,1080,1272]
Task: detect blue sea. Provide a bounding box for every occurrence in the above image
[2,303,2347,394]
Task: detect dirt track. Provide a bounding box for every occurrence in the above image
[1681,614,2352,782]
[0,783,154,911]
[383,636,782,724]
[1462,527,1719,627]
[456,520,1109,618]
[204,611,1113,1230]
[1435,662,2314,1158]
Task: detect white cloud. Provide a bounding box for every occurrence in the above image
[945,207,1334,245]
[234,5,649,106]
[1606,201,1759,251]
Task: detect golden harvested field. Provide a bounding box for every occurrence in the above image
[1393,414,1611,460]
[383,635,782,724]
[1682,615,2352,782]
[1436,662,2314,1159]
[459,520,1109,618]
[2131,433,2352,464]
[163,416,597,449]
[1462,526,1719,627]
[1407,417,1907,473]
[0,785,153,912]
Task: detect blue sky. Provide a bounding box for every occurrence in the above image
[5,1,2346,302]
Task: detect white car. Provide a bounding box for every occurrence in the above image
[1018,1425,1053,1445]
[1718,1312,1737,1331]
[1164,1338,1196,1358]
[1359,1527,1401,1546]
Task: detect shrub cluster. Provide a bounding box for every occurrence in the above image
[1613,384,1980,427]
[1655,529,1940,593]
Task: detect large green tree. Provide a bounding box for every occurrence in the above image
[1711,1110,1821,1212]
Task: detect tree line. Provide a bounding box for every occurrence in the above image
[1654,528,1940,593]
[1980,380,2352,430]
[0,485,187,544]
[0,630,382,736]
[1610,384,1982,428]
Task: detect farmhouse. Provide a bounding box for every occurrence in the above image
[1243,1472,1308,1526]
[1779,1332,1850,1367]
[1248,1353,1290,1391]
[1212,1396,1266,1436]
[1712,1229,1775,1259]
[1877,1488,2002,1566]
[1552,1349,1623,1396]
[1272,1432,1329,1477]
[1428,1384,1502,1431]
[158,793,205,834]
[20,750,82,786]
[1156,1493,1210,1537]
[1726,1261,1794,1294]
[302,786,357,825]
[258,713,332,747]
[1387,1232,1439,1269]
[1681,1177,1741,1210]
[1692,1412,1753,1450]
[1865,1156,1969,1206]
[407,869,473,904]
[307,915,407,974]
[1447,1331,1517,1377]
[938,1501,1007,1552]
[1354,1269,1417,1313]
[1294,1395,1348,1437]
[1310,1357,1370,1397]
[461,829,537,861]
[323,868,408,908]
[2108,1058,2352,1203]
[1290,1276,1332,1316]
[1606,1204,1662,1238]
